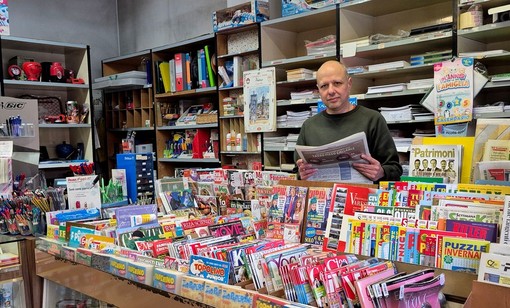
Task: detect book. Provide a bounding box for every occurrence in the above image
[409,144,462,184]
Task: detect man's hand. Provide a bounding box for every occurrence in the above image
[296,159,317,180]
[352,154,385,181]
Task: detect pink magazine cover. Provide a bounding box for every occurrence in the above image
[369,272,407,308]
[398,274,445,308]
[355,267,397,308]
[382,269,435,308]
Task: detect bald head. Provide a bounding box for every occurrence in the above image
[316,60,353,114]
[317,60,349,81]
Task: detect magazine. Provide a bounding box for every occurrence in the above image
[295,132,371,183]
[409,144,462,184]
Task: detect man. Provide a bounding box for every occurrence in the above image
[295,60,402,182]
[421,159,429,171]
[412,159,421,176]
[430,158,442,177]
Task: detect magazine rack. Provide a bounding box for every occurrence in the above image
[278,179,477,303]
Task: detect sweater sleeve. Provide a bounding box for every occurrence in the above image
[369,115,403,181]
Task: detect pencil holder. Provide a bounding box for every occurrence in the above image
[0,218,8,234]
[7,219,19,235]
[16,218,33,236]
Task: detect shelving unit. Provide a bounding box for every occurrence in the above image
[94,50,154,179]
[152,34,220,178]
[0,36,95,182]
[215,23,263,169]
[260,7,337,171]
[457,0,510,114]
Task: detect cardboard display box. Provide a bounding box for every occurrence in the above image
[213,0,270,32]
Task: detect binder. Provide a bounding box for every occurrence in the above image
[185,52,191,90]
[174,53,185,92]
[159,61,170,93]
[204,45,216,87]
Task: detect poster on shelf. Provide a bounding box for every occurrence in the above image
[66,175,101,210]
[434,57,474,125]
[243,67,277,133]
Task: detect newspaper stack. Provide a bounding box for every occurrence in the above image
[473,101,505,116]
[286,68,315,81]
[286,134,299,148]
[290,89,319,100]
[407,78,434,90]
[277,114,287,127]
[286,110,311,127]
[366,83,407,95]
[310,105,318,116]
[263,136,287,150]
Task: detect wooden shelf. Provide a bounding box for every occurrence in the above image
[35,250,206,308]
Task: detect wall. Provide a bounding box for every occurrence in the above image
[7,0,119,81]
[117,0,227,54]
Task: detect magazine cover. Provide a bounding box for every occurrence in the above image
[409,144,462,184]
[304,187,333,245]
[434,57,474,125]
[436,236,489,273]
[243,67,277,133]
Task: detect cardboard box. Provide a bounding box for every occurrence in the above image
[281,0,338,17]
[213,0,270,32]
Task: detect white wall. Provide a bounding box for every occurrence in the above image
[117,0,227,54]
[7,0,119,81]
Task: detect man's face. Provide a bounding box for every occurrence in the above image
[422,160,428,168]
[431,160,437,168]
[316,62,352,114]
[441,160,447,169]
[414,160,420,168]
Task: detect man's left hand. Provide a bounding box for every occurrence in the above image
[352,154,385,181]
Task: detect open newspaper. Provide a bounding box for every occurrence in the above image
[295,132,371,183]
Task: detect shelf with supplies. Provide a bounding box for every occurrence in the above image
[261,6,337,71]
[260,6,337,173]
[96,50,154,181]
[457,0,510,117]
[152,33,220,178]
[216,23,263,169]
[0,36,95,182]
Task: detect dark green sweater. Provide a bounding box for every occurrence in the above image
[295,105,403,181]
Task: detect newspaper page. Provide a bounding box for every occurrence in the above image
[295,132,371,183]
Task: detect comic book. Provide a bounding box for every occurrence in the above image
[304,187,333,245]
[436,236,489,273]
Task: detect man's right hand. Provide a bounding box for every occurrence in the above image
[296,159,317,180]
